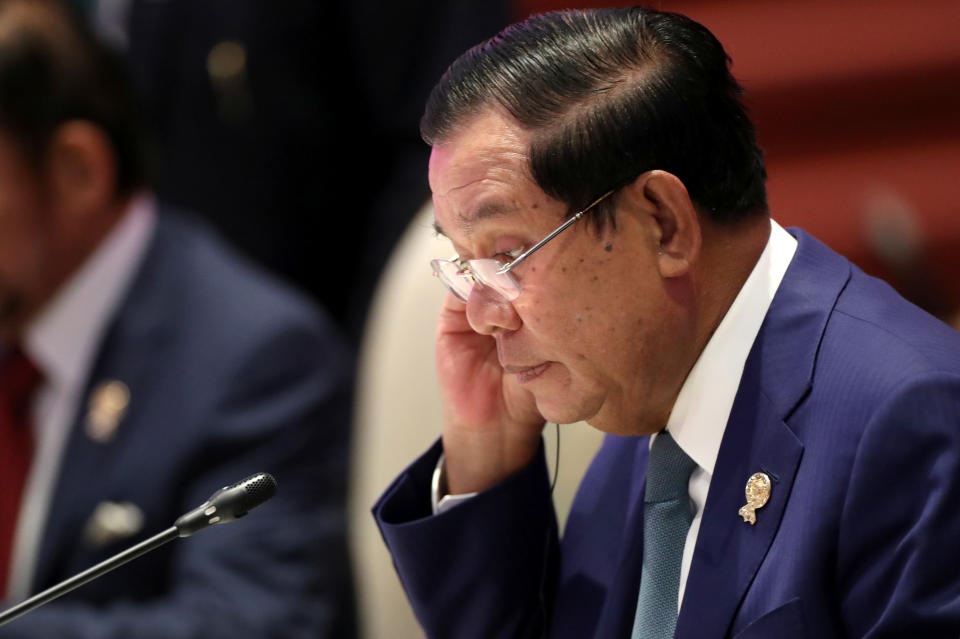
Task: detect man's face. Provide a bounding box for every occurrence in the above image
[0,128,58,340]
[429,110,695,435]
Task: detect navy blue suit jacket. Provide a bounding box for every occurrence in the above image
[1,211,355,638]
[375,229,960,638]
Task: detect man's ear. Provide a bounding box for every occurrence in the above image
[44,120,117,220]
[623,170,702,278]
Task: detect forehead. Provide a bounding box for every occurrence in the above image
[428,110,545,236]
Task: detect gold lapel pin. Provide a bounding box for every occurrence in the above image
[738,472,771,525]
[85,380,130,443]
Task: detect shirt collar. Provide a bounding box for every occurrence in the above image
[663,219,797,475]
[24,195,157,389]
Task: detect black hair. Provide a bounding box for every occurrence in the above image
[421,7,767,227]
[0,0,149,194]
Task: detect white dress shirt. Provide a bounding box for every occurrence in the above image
[662,218,797,609]
[8,196,156,599]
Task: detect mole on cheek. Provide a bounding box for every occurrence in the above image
[604,243,613,252]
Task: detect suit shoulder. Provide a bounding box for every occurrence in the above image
[141,211,349,364]
[825,266,960,376]
[162,213,333,320]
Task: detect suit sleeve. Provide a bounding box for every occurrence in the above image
[373,439,560,639]
[0,312,355,639]
[837,372,960,639]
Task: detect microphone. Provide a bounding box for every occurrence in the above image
[175,472,277,537]
[0,472,277,628]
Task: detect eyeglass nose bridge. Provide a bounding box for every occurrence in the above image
[451,259,489,300]
[436,257,522,302]
[458,264,503,301]
[431,257,473,302]
[456,266,480,289]
[469,259,522,301]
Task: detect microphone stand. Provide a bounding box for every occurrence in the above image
[0,471,276,628]
[0,526,178,627]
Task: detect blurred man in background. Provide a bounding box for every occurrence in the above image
[0,1,354,636]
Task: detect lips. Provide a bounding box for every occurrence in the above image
[496,336,550,383]
[504,362,551,383]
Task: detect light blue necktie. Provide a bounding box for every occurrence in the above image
[632,431,697,639]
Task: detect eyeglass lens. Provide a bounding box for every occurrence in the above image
[430,258,521,302]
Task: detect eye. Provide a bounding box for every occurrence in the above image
[494,246,524,265]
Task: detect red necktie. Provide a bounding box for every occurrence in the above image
[0,346,41,598]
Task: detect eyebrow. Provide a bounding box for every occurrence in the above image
[433,200,515,238]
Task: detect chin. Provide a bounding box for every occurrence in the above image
[529,369,606,425]
[587,408,663,437]
[533,392,598,426]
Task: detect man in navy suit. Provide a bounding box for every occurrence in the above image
[0,1,354,636]
[374,7,960,638]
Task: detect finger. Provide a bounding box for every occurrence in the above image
[437,292,475,335]
[440,290,467,312]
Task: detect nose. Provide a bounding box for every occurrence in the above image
[465,284,521,335]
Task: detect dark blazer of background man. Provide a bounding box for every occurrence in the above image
[374,7,960,638]
[0,1,354,637]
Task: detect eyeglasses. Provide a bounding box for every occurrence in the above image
[430,189,614,302]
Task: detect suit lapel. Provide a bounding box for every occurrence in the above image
[31,215,176,590]
[674,229,851,639]
[674,356,803,639]
[591,440,650,638]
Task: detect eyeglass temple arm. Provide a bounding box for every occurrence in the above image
[500,190,614,273]
[501,213,583,273]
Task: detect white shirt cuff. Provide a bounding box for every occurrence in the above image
[431,452,478,514]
